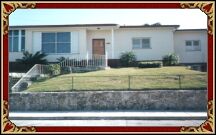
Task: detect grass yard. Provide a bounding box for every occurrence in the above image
[26,66,207,92]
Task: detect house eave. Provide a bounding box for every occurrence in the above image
[119,25,180,29]
[175,29,207,32]
[9,24,119,29]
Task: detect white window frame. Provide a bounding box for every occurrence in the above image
[132,37,151,49]
[41,32,72,54]
[20,30,25,52]
[9,30,25,52]
[185,40,201,51]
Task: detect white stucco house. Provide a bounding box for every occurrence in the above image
[9,24,207,68]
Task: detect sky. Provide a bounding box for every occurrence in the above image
[9,9,207,29]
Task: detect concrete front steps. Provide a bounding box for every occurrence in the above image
[9,111,207,120]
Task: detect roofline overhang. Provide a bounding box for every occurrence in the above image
[119,25,180,29]
[175,29,207,31]
[9,24,119,29]
[9,24,181,29]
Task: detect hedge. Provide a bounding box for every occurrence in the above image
[138,61,162,68]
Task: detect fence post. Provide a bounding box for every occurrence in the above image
[105,51,108,67]
[71,76,74,90]
[178,75,182,89]
[128,75,131,90]
[86,52,89,67]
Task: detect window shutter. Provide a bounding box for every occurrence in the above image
[33,32,42,53]
[71,32,79,53]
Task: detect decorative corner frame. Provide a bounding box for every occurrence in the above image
[3,100,36,132]
[180,2,214,133]
[2,2,36,35]
[180,3,214,132]
[180,100,214,132]
[2,3,36,133]
[180,2,214,35]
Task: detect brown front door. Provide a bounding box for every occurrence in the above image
[92,39,105,56]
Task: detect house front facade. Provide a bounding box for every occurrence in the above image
[9,24,207,67]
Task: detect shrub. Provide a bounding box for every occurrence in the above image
[57,57,66,63]
[120,52,137,67]
[162,53,179,66]
[30,75,40,81]
[47,64,61,76]
[61,66,72,74]
[138,61,162,68]
[18,82,29,91]
[16,51,48,67]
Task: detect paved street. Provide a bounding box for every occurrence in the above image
[9,111,207,120]
[9,111,206,127]
[11,119,205,127]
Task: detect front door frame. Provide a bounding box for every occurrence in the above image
[92,39,105,56]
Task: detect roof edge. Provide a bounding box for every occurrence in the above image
[175,29,207,31]
[9,24,119,28]
[9,24,180,29]
[119,25,180,28]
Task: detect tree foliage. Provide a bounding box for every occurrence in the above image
[162,53,179,66]
[16,51,48,66]
[120,51,137,67]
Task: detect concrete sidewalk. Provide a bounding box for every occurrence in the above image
[11,120,205,127]
[9,111,207,120]
[9,111,207,127]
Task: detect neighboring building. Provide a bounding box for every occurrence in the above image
[8,24,207,67]
[174,29,207,64]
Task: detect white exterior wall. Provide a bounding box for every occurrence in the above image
[174,30,207,63]
[9,27,87,62]
[114,28,175,60]
[9,26,207,64]
[87,30,112,59]
[9,52,23,62]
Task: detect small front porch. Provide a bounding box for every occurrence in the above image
[86,25,117,61]
[59,26,117,69]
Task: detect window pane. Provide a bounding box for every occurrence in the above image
[186,41,192,46]
[142,39,150,44]
[133,44,140,49]
[142,44,150,48]
[57,32,70,42]
[142,39,150,48]
[42,33,55,42]
[9,37,12,52]
[186,47,193,51]
[193,41,200,51]
[133,39,140,45]
[57,43,71,53]
[186,40,193,51]
[21,30,25,36]
[132,39,140,49]
[193,45,201,51]
[9,30,12,36]
[21,37,25,51]
[193,40,199,46]
[13,30,19,36]
[13,37,19,52]
[42,43,55,53]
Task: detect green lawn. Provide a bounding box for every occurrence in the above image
[26,66,207,92]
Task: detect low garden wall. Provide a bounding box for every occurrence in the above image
[9,90,207,111]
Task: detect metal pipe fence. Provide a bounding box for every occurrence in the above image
[11,74,207,92]
[11,64,50,92]
[59,54,107,68]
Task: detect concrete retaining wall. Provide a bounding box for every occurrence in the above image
[9,90,207,111]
